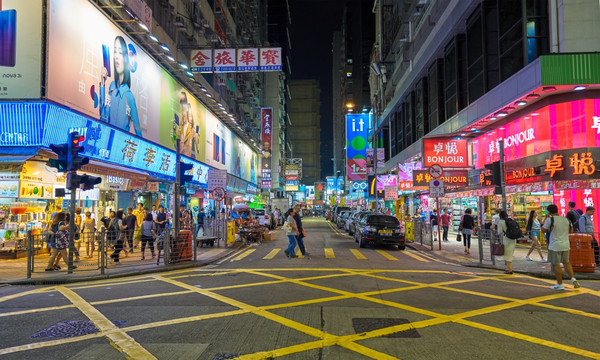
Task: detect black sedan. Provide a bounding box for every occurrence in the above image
[355,214,405,250]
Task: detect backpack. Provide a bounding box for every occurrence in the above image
[567,210,580,232]
[504,218,523,239]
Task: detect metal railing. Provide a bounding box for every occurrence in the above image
[411,219,434,250]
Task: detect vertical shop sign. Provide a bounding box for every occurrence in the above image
[260,108,272,188]
[346,114,368,180]
[376,148,385,168]
[423,138,469,167]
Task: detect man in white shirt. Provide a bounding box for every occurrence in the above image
[492,209,500,233]
[541,204,581,290]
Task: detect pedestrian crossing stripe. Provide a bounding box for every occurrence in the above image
[375,250,398,261]
[231,249,255,262]
[402,250,430,262]
[263,249,280,260]
[349,249,367,260]
[324,248,335,259]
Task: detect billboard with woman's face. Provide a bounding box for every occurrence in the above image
[46,0,258,183]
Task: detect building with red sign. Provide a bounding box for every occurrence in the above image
[370,1,600,231]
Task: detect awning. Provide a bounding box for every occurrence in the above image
[0,154,36,164]
[0,147,39,164]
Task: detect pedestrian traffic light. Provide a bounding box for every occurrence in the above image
[48,143,69,172]
[67,173,102,191]
[179,161,193,186]
[484,161,502,187]
[68,132,89,171]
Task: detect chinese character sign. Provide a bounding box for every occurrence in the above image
[423,138,468,167]
[260,47,282,71]
[260,108,273,188]
[213,49,236,72]
[190,49,213,73]
[237,48,259,72]
[554,189,600,233]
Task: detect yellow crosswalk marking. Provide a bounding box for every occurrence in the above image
[350,249,367,260]
[324,248,335,258]
[376,250,398,261]
[231,249,255,262]
[263,249,280,259]
[402,250,430,262]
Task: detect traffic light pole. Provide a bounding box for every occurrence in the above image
[173,138,180,239]
[67,171,76,274]
[499,139,507,211]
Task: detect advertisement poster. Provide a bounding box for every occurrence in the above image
[260,108,272,188]
[46,0,259,183]
[0,181,19,197]
[346,114,368,181]
[0,0,43,99]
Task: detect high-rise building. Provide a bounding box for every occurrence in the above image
[288,79,322,185]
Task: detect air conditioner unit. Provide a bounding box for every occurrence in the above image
[216,77,226,86]
[174,16,185,28]
[202,19,210,28]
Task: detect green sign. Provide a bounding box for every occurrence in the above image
[541,54,600,85]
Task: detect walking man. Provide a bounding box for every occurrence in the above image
[566,201,580,232]
[124,207,137,253]
[541,204,581,290]
[294,204,309,256]
[440,209,451,242]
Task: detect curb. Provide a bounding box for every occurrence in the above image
[2,242,246,286]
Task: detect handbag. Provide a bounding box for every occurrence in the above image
[491,242,505,256]
[283,221,292,233]
[301,228,306,237]
[456,233,462,242]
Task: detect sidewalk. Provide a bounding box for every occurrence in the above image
[407,231,600,281]
[0,240,245,286]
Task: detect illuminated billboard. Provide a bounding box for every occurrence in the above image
[346,114,368,180]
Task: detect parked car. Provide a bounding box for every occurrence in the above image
[332,206,350,223]
[337,211,351,229]
[348,211,372,236]
[253,209,273,229]
[355,214,405,250]
[344,211,360,232]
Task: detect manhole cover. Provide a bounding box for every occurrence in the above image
[352,318,420,338]
[31,320,127,339]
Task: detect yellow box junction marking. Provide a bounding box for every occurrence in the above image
[324,248,335,258]
[263,248,280,259]
[350,249,367,259]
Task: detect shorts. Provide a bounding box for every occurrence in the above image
[432,225,438,232]
[548,250,570,265]
[530,231,540,239]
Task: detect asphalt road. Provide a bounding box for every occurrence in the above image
[1,217,599,359]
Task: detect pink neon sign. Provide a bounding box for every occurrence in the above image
[472,99,600,168]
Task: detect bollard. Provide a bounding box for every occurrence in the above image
[26,230,33,279]
[100,228,106,275]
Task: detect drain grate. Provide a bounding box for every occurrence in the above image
[31,320,127,339]
[213,354,242,360]
[352,318,421,338]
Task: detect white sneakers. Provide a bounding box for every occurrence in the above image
[551,278,582,290]
[525,256,532,261]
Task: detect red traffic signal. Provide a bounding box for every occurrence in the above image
[68,132,89,171]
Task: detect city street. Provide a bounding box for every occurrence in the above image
[1,218,599,359]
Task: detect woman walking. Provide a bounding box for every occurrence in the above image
[81,211,96,258]
[140,213,156,260]
[525,210,546,262]
[499,210,516,274]
[460,208,475,255]
[45,213,76,271]
[284,208,299,258]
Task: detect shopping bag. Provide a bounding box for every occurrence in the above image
[491,243,505,256]
[456,234,462,242]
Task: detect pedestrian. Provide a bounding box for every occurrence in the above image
[578,206,600,265]
[273,208,280,226]
[124,207,137,253]
[430,209,439,242]
[109,210,127,263]
[196,207,205,237]
[440,209,451,242]
[294,204,309,256]
[140,213,156,260]
[459,208,474,255]
[566,201,580,232]
[155,205,168,235]
[133,203,145,248]
[541,204,581,290]
[525,210,546,262]
[45,213,75,271]
[151,205,159,221]
[81,211,96,258]
[492,209,501,233]
[284,208,299,258]
[498,210,519,274]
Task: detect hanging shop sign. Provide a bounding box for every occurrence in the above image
[398,181,413,191]
[189,48,281,73]
[473,99,600,168]
[100,175,130,191]
[412,170,468,187]
[207,169,227,191]
[376,148,385,168]
[384,186,398,201]
[423,138,468,167]
[346,114,368,181]
[326,176,336,194]
[246,183,258,195]
[147,182,159,192]
[260,108,272,188]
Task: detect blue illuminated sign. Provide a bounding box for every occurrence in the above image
[326,176,335,193]
[0,102,212,184]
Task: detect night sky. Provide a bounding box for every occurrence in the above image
[288,0,344,180]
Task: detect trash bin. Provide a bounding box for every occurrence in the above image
[179,230,193,262]
[569,233,596,273]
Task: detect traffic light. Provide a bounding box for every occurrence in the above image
[484,161,502,186]
[48,143,69,172]
[68,132,89,171]
[67,173,102,191]
[179,161,193,186]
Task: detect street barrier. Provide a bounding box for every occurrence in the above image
[569,233,597,272]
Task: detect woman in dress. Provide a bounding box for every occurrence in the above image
[81,211,96,258]
[525,210,546,262]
